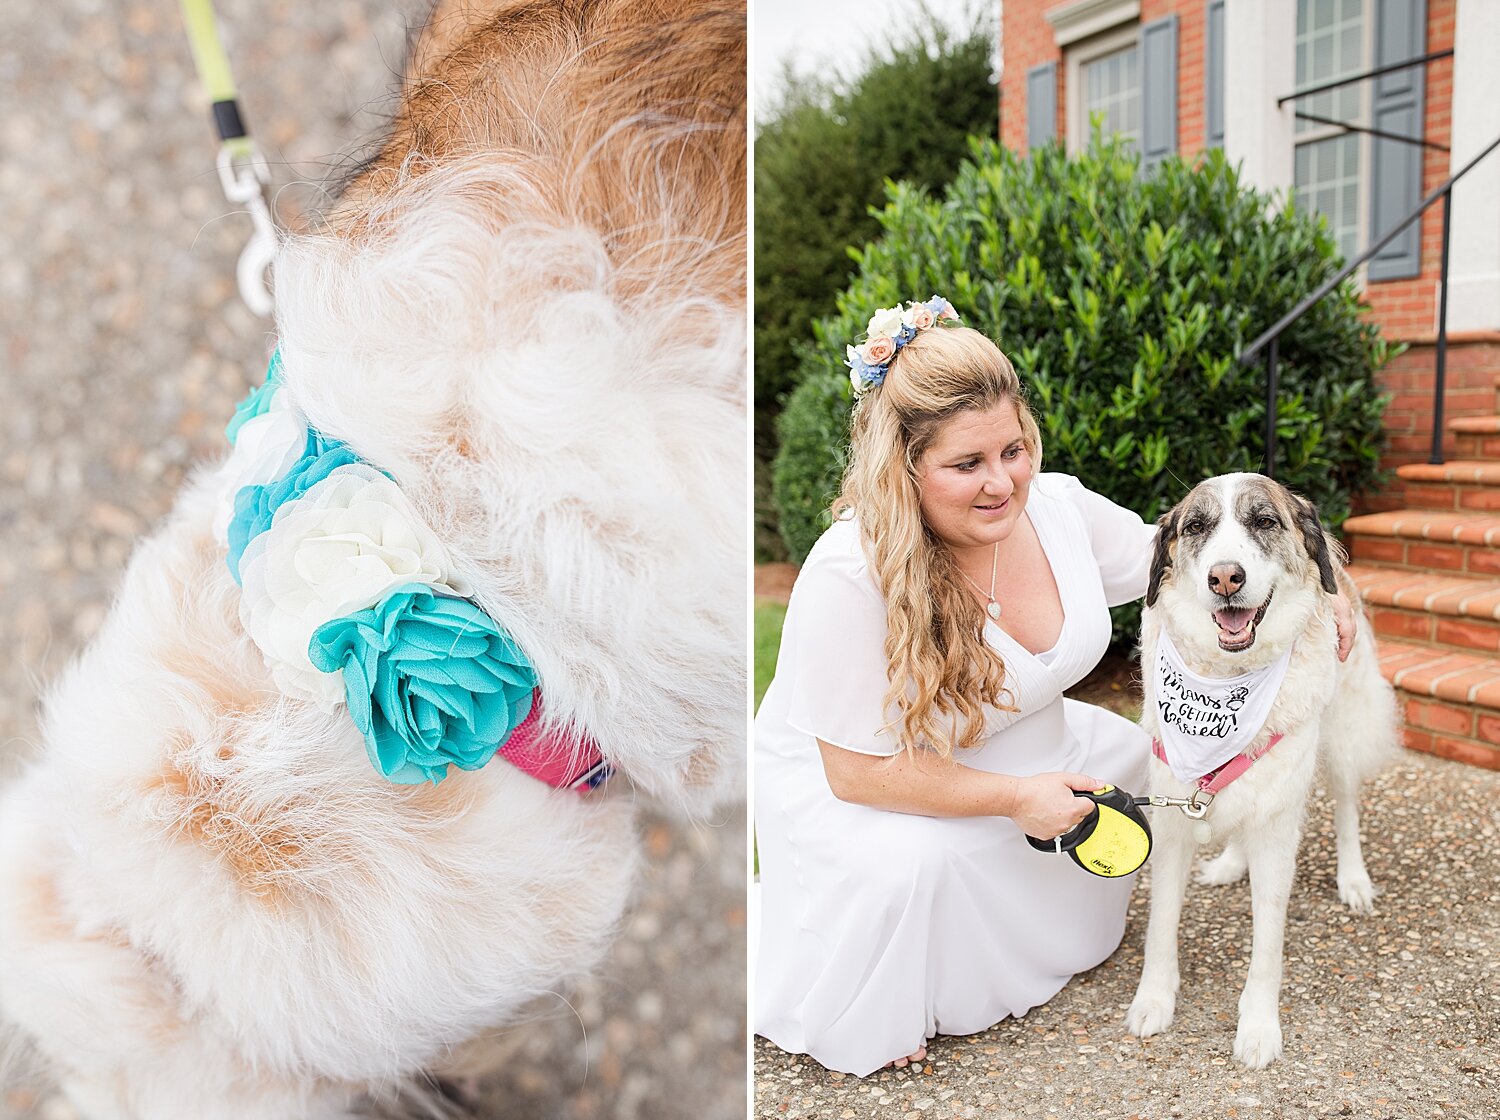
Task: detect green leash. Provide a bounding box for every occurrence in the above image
[179,0,277,316]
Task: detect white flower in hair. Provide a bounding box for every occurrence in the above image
[237,463,466,706]
[866,305,905,340]
[213,394,307,539]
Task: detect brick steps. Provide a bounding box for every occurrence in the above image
[1358,348,1500,768]
[1349,565,1500,654]
[1450,415,1500,458]
[1344,510,1500,575]
[1375,639,1500,768]
[1395,460,1500,510]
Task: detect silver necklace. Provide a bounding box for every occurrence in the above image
[956,543,1002,621]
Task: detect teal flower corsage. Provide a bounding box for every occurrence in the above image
[308,584,539,785]
[219,350,552,788]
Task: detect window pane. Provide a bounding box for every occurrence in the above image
[1340,26,1361,69]
[1313,33,1333,78]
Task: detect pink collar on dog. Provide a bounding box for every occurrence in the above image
[1151,733,1284,797]
[498,690,612,793]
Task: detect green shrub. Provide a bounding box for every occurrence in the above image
[773,135,1393,646]
[754,13,998,558]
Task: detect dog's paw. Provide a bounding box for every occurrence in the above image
[1337,870,1378,914]
[1196,846,1248,886]
[1232,1014,1283,1069]
[1125,990,1176,1038]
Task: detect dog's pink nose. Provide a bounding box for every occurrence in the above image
[1207,562,1246,598]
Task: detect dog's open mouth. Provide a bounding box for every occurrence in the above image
[1212,591,1273,652]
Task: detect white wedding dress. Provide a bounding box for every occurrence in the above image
[754,473,1156,1076]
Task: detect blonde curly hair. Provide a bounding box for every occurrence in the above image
[833,325,1043,758]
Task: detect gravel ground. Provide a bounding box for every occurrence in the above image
[754,751,1499,1119]
[0,4,746,1118]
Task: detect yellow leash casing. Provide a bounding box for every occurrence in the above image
[1024,786,1153,878]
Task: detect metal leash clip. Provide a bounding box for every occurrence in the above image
[1134,792,1214,820]
[216,144,276,317]
[182,0,278,317]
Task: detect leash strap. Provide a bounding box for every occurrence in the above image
[179,0,252,157]
[179,0,277,317]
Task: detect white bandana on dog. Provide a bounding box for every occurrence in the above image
[1153,629,1293,783]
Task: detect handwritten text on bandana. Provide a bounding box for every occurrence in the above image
[1153,628,1293,783]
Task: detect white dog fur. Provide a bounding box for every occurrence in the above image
[1125,473,1397,1069]
[0,2,745,1116]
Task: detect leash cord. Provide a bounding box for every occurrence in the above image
[179,0,277,317]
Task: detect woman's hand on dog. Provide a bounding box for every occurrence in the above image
[1006,772,1105,839]
[1333,590,1358,662]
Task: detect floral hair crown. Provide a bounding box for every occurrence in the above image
[845,295,960,394]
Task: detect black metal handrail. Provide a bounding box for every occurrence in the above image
[1240,128,1500,477]
[1278,48,1452,107]
[1276,49,1452,108]
[1279,50,1455,155]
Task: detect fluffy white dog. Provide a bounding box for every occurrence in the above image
[0,2,745,1116]
[1125,473,1396,1069]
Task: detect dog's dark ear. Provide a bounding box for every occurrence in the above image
[1146,509,1178,607]
[1294,495,1339,594]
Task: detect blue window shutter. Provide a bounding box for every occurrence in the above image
[1368,0,1427,281]
[1027,62,1057,151]
[1141,15,1179,173]
[1205,0,1225,149]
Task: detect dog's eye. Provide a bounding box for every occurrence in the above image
[1182,519,1205,536]
[1255,515,1280,530]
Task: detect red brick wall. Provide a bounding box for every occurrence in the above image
[1165,0,1208,156]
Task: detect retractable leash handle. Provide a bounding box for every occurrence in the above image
[180,0,277,317]
[1024,786,1153,878]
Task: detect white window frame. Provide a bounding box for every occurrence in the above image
[1291,0,1375,271]
[1065,23,1143,155]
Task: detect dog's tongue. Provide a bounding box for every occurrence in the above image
[1214,606,1256,633]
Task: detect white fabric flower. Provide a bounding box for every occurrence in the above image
[237,463,467,706]
[866,306,905,340]
[213,393,307,539]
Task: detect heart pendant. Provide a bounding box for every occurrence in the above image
[986,601,1002,621]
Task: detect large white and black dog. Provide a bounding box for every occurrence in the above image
[1124,473,1397,1069]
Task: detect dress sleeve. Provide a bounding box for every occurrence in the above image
[782,528,905,757]
[1045,473,1159,607]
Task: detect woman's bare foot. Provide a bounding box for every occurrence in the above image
[886,1045,927,1069]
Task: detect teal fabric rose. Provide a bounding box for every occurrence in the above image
[307,584,538,784]
[225,350,285,445]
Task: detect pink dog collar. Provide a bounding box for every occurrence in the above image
[498,690,612,793]
[1151,733,1284,797]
